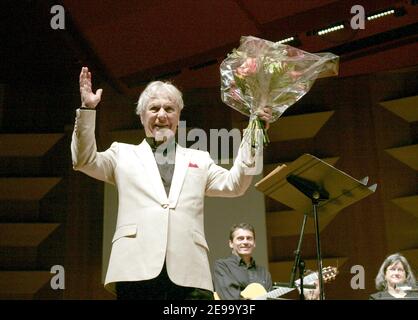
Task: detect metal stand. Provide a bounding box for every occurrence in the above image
[289,213,308,299]
[298,259,306,300]
[286,174,329,300]
[313,199,325,300]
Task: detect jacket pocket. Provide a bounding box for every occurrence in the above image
[192,230,209,252]
[112,224,137,243]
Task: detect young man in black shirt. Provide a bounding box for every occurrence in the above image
[213,223,272,300]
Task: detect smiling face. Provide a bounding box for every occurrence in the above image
[385,261,406,289]
[229,228,256,259]
[141,96,180,141]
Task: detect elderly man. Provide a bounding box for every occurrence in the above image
[71,67,271,299]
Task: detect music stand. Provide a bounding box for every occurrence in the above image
[255,154,377,300]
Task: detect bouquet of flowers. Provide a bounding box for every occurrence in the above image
[220,35,339,148]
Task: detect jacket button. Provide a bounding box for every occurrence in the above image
[162,204,168,209]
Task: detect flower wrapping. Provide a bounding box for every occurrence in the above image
[220,35,339,148]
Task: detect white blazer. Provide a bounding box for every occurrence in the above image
[71,109,257,294]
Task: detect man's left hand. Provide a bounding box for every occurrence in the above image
[257,107,272,130]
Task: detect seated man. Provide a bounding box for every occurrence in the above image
[213,223,272,300]
[213,222,322,300]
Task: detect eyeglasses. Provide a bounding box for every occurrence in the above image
[387,267,405,273]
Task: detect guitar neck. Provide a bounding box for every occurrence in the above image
[263,286,294,299]
[258,273,319,300]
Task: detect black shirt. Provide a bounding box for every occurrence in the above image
[369,290,418,300]
[213,254,272,300]
[145,137,176,196]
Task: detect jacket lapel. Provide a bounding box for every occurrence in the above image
[135,140,168,203]
[168,144,190,209]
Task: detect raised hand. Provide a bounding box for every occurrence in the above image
[79,67,103,109]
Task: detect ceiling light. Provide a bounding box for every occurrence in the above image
[276,36,301,46]
[277,36,295,44]
[367,9,395,21]
[316,24,345,36]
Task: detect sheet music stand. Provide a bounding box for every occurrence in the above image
[255,154,377,300]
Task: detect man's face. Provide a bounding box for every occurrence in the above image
[229,228,256,258]
[141,97,180,141]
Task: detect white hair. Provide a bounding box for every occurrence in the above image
[135,81,184,116]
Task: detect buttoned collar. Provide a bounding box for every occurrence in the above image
[231,253,256,269]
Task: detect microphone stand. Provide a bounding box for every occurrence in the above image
[298,259,306,300]
[289,213,308,299]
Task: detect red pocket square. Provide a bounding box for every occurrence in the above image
[188,162,199,168]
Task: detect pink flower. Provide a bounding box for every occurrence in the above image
[229,81,242,101]
[230,88,241,101]
[289,70,303,80]
[236,57,257,77]
[286,47,305,58]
